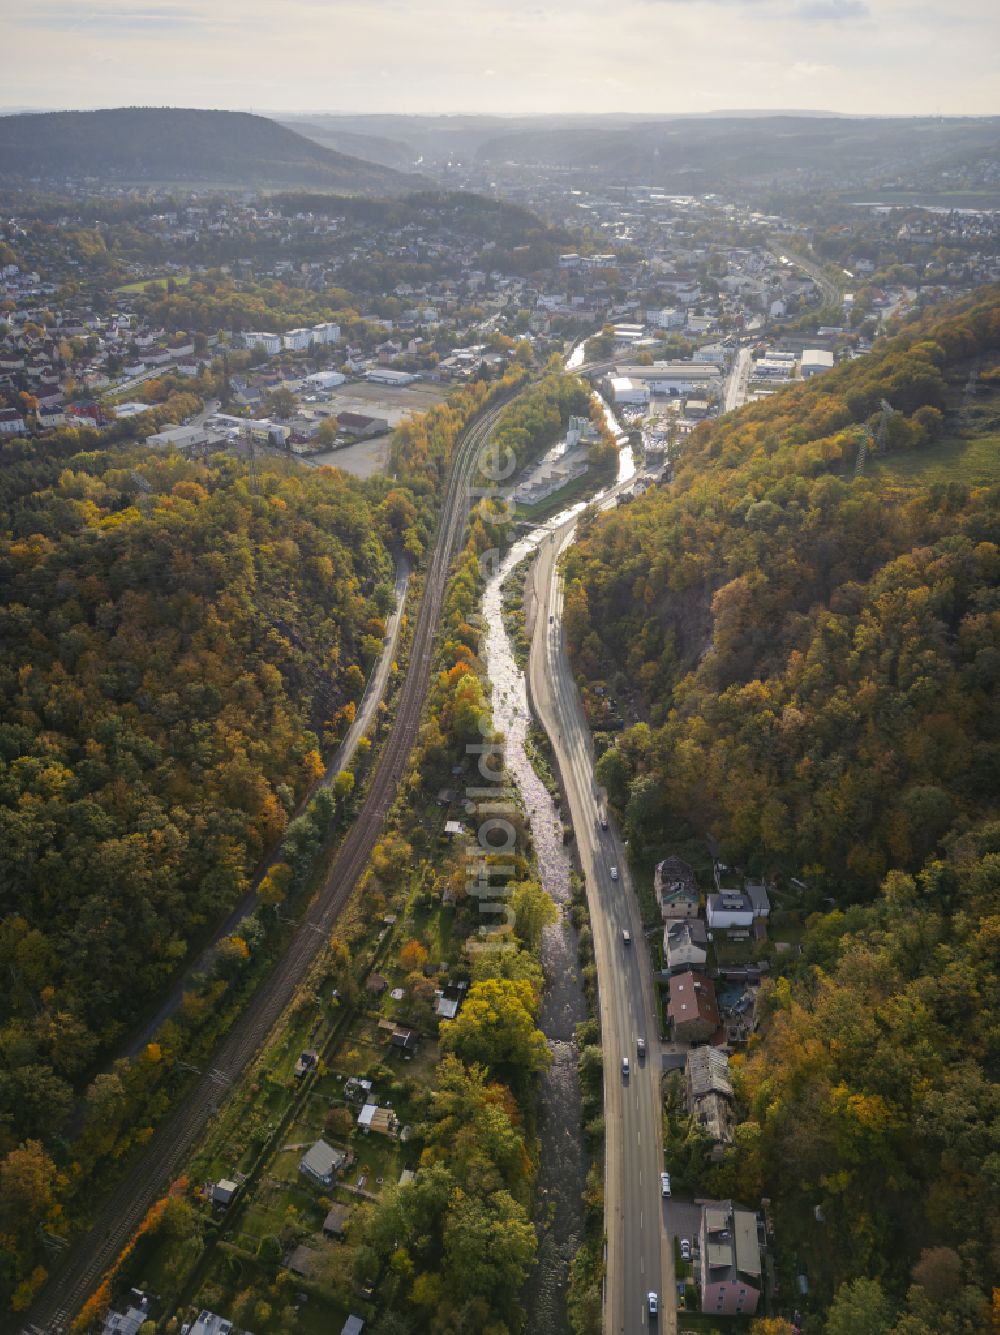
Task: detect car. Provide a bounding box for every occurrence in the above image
[622,929,631,946]
[549,614,554,623]
[610,866,619,881]
[680,1237,691,1260]
[637,1037,646,1058]
[622,1056,630,1078]
[648,1291,658,1316]
[661,1171,670,1196]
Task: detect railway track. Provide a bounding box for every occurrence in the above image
[21,395,514,1335]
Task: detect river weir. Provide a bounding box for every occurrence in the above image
[481,343,632,1330]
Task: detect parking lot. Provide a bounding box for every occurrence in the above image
[305,381,447,478]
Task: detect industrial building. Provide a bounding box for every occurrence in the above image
[606,375,650,407]
[365,368,419,386]
[800,348,835,377]
[609,361,723,398]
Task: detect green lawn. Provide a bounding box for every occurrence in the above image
[115,273,192,294]
[873,429,1000,487]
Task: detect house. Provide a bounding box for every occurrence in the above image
[706,892,755,932]
[294,1049,319,1079]
[664,919,708,975]
[102,1292,150,1335]
[185,1312,234,1335]
[210,1178,238,1207]
[365,972,388,996]
[390,1027,420,1055]
[0,408,26,435]
[377,1020,420,1054]
[341,1317,365,1335]
[285,1243,320,1277]
[698,1200,762,1317]
[686,1047,735,1148]
[299,1138,352,1187]
[323,1202,352,1237]
[435,990,460,1020]
[744,881,771,920]
[655,855,699,921]
[668,970,721,1043]
[344,1076,373,1103]
[358,1103,399,1137]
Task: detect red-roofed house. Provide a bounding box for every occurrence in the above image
[668,970,721,1043]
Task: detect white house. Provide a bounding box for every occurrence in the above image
[706,891,755,931]
[0,409,27,435]
[664,919,708,974]
[305,369,347,390]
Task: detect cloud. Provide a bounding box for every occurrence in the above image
[795,0,869,18]
[14,1,235,33]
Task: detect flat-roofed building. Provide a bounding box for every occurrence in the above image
[607,375,650,407]
[800,348,835,377]
[614,362,723,397]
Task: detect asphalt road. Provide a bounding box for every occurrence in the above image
[528,518,676,1335]
[724,347,752,414]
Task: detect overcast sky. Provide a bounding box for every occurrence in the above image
[4,0,998,117]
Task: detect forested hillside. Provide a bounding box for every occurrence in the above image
[565,286,1000,1329]
[0,108,425,193]
[0,435,391,1150]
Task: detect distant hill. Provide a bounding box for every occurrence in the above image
[277,119,417,171]
[474,115,1000,189]
[0,107,428,193]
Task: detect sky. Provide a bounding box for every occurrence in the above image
[2,0,998,117]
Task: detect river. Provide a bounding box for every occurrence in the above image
[481,341,631,1330]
